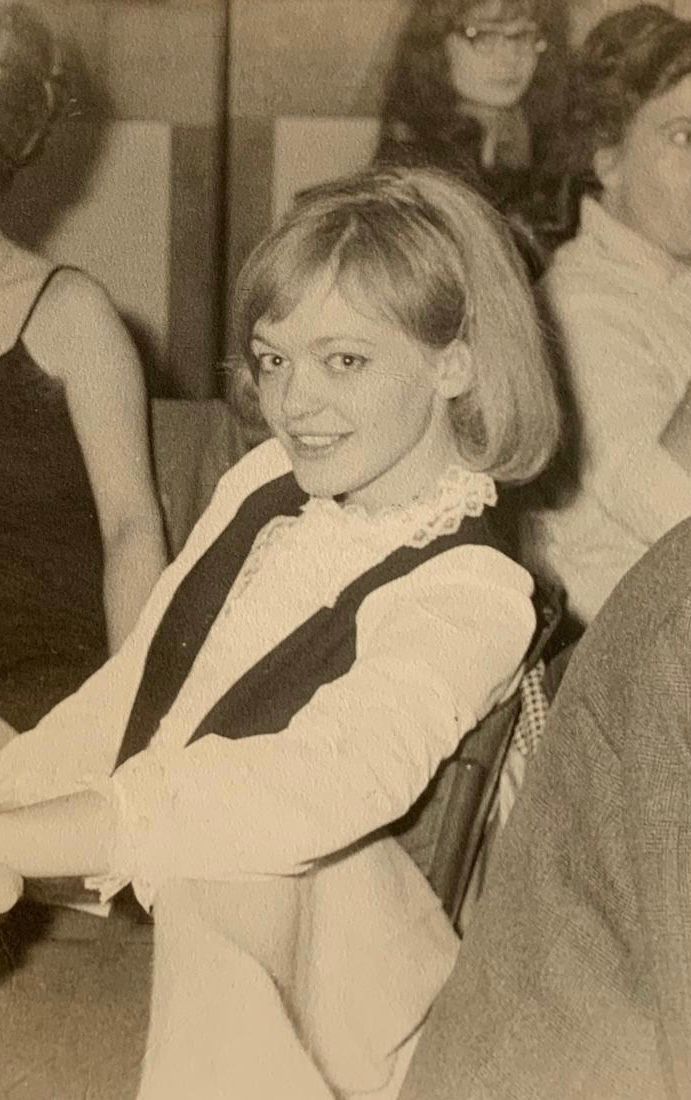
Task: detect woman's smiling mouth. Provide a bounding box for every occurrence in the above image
[288,432,352,456]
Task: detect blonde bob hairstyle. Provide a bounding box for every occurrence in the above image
[233,166,559,484]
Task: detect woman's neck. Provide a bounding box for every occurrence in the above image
[344,416,462,514]
[458,101,531,170]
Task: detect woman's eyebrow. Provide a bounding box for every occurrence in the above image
[250,329,279,347]
[310,335,378,349]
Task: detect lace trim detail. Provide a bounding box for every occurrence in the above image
[335,465,497,548]
[226,465,497,607]
[228,513,301,606]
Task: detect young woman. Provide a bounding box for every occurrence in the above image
[529,5,691,627]
[0,166,559,1098]
[376,0,572,261]
[0,4,167,733]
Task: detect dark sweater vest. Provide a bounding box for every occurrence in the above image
[114,471,506,769]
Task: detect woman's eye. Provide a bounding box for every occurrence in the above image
[256,352,287,374]
[326,352,368,373]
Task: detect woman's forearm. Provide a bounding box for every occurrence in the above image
[0,790,114,878]
[103,514,168,652]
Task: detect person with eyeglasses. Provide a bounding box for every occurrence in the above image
[375,0,573,270]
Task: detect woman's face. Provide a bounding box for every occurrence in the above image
[596,72,691,265]
[445,1,542,110]
[253,269,463,508]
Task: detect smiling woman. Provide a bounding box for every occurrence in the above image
[0,166,559,1099]
[250,275,465,507]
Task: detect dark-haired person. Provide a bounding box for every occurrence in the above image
[376,0,572,259]
[0,4,166,732]
[530,4,691,627]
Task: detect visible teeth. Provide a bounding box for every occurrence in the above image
[295,435,340,447]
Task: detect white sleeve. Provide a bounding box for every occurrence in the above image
[0,440,291,808]
[103,546,536,892]
[548,291,691,543]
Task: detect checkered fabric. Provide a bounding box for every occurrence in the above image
[512,660,549,759]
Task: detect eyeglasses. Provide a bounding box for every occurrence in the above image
[450,20,548,56]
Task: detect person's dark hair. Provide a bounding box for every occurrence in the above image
[378,0,568,172]
[0,3,72,190]
[568,4,691,183]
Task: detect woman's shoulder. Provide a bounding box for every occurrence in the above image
[17,267,141,388]
[360,542,535,624]
[541,238,640,325]
[0,240,54,353]
[210,438,290,511]
[22,267,114,330]
[418,542,535,599]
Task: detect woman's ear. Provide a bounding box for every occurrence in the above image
[435,339,473,400]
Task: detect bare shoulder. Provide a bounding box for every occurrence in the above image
[35,268,123,332]
[22,267,137,383]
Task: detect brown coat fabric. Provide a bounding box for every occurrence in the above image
[400,517,691,1100]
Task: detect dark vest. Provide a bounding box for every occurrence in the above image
[115,471,505,770]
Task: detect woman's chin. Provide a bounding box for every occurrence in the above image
[291,463,350,499]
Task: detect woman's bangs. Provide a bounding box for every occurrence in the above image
[335,231,463,350]
[462,0,537,22]
[334,227,435,344]
[247,229,334,333]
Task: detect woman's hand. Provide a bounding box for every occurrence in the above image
[0,863,22,913]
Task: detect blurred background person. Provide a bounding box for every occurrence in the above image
[0,3,166,734]
[375,0,573,264]
[528,4,691,631]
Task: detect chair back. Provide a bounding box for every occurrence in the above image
[150,399,247,555]
[392,581,563,933]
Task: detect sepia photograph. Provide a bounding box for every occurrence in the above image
[1,0,691,1096]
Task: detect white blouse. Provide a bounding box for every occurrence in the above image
[0,438,535,904]
[534,197,691,623]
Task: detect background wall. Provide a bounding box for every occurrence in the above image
[4,0,227,397]
[7,1,691,395]
[226,0,691,347]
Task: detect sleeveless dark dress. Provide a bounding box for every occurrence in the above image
[0,270,108,731]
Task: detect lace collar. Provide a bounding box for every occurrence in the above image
[300,465,497,549]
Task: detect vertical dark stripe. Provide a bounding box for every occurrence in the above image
[168,125,223,398]
[224,114,274,355]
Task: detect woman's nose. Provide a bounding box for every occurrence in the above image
[280,360,324,420]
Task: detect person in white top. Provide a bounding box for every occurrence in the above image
[0,166,559,1099]
[528,4,691,627]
